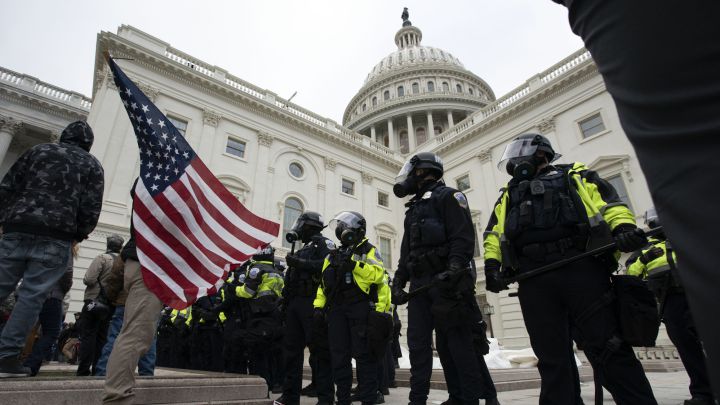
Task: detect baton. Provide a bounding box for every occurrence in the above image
[502,227,664,284]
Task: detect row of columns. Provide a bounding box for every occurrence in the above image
[367,110,457,151]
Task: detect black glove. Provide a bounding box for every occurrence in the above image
[391,284,410,306]
[393,272,408,290]
[614,226,647,253]
[434,262,466,286]
[286,254,308,270]
[484,259,509,293]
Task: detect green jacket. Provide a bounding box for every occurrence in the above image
[627,238,676,279]
[313,238,387,310]
[484,162,636,264]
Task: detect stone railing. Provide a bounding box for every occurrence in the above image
[0,65,92,111]
[159,42,400,163]
[433,48,593,146]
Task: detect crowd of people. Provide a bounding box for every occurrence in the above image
[2,2,720,403]
[0,118,716,405]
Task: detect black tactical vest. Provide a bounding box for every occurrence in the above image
[322,242,372,306]
[407,185,447,252]
[285,235,332,297]
[505,167,588,248]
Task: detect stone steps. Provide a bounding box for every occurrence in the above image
[0,364,272,405]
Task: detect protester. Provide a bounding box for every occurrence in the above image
[551,0,720,397]
[0,120,104,378]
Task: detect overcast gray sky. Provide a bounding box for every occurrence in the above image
[1,0,584,123]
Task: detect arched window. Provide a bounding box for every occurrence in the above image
[415,127,427,146]
[468,88,474,95]
[372,96,377,107]
[384,90,390,101]
[456,83,463,93]
[412,82,419,94]
[427,81,435,92]
[397,86,405,97]
[399,130,409,154]
[442,82,450,92]
[362,103,366,112]
[282,197,303,248]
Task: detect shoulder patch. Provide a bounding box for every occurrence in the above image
[422,191,433,199]
[374,251,384,264]
[325,239,336,250]
[248,267,262,279]
[453,192,468,209]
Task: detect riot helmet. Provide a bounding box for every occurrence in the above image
[286,211,325,244]
[498,133,560,180]
[253,245,275,262]
[328,211,366,247]
[106,234,125,253]
[644,207,660,229]
[393,152,444,198]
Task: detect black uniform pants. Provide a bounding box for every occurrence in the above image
[407,278,492,405]
[327,300,377,405]
[663,292,713,400]
[517,258,656,404]
[77,300,110,376]
[190,325,224,371]
[223,318,248,374]
[557,0,720,397]
[281,295,333,404]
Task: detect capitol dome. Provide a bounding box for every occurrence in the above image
[343,11,495,155]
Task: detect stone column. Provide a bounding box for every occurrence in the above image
[447,110,455,128]
[0,117,23,167]
[426,111,435,137]
[387,119,395,151]
[406,114,416,151]
[370,126,376,143]
[252,131,274,217]
[198,109,221,163]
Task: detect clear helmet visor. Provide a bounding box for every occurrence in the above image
[291,214,324,233]
[394,159,415,184]
[497,139,539,170]
[644,207,658,226]
[328,211,364,232]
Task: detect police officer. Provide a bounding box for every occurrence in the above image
[189,292,225,371]
[313,212,388,405]
[218,263,250,374]
[391,152,498,405]
[483,133,656,404]
[275,212,335,405]
[236,246,284,389]
[626,209,714,405]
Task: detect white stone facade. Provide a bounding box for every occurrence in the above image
[0,20,671,348]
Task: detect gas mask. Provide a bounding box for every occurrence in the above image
[393,174,420,198]
[506,154,546,181]
[335,224,359,247]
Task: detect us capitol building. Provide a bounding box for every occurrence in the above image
[1,13,674,358]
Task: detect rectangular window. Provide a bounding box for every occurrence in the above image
[456,174,471,191]
[341,178,355,196]
[225,138,246,158]
[167,116,188,136]
[606,174,633,212]
[379,237,392,269]
[378,191,389,207]
[579,113,606,138]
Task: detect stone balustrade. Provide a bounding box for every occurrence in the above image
[0,66,92,112]
[433,48,593,147]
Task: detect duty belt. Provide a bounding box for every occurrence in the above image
[520,237,581,261]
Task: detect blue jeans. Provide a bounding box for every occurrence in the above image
[0,233,71,359]
[23,297,64,375]
[95,305,157,376]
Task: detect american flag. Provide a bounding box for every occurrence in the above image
[106,56,279,309]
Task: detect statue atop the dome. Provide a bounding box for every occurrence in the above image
[401,7,411,27]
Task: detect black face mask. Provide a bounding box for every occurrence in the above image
[506,155,545,181]
[393,175,420,198]
[336,225,360,247]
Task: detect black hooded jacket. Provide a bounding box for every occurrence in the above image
[0,121,105,242]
